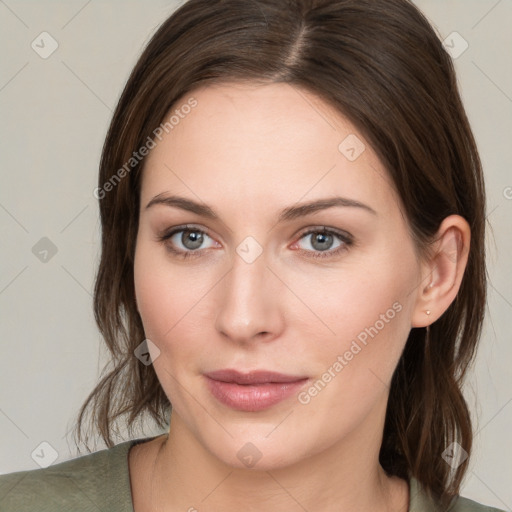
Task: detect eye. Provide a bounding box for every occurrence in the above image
[293,227,353,259]
[158,225,218,259]
[157,225,353,260]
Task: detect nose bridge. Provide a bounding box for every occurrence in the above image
[214,244,283,343]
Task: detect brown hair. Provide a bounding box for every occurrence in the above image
[73,0,486,506]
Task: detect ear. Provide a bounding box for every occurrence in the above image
[411,215,471,328]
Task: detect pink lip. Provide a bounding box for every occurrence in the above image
[204,369,309,412]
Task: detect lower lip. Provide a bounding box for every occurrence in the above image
[205,376,309,412]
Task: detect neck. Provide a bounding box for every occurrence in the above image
[145,401,409,512]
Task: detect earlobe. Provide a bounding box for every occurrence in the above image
[411,215,471,328]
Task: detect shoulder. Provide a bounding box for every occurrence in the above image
[0,439,137,512]
[409,477,507,512]
[447,495,507,512]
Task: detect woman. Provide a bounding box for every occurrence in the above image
[0,0,505,510]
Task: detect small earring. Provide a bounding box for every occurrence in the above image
[425,310,431,315]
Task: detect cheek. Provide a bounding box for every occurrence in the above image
[133,238,214,364]
[304,265,411,332]
[296,247,418,383]
[293,267,415,434]
[134,239,181,340]
[133,243,203,408]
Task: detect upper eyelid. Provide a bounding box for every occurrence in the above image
[296,225,352,238]
[160,224,212,237]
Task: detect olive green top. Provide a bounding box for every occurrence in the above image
[0,435,505,511]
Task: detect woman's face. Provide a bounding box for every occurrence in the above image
[134,82,427,469]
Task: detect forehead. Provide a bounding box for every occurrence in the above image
[141,82,400,218]
[152,81,358,161]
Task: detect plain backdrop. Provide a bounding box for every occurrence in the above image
[0,0,511,509]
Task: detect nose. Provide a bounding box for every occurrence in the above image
[214,247,285,345]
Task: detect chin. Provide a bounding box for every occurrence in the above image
[197,428,314,472]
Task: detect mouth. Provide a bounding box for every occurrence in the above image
[203,369,309,412]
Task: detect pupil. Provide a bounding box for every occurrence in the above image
[312,232,332,251]
[182,230,203,250]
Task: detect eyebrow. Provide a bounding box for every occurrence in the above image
[145,193,377,221]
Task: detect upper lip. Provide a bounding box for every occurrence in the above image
[205,369,308,385]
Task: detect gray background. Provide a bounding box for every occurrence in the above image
[0,0,510,509]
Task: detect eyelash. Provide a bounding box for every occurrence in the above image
[157,224,354,260]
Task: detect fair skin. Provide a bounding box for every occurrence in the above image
[129,82,470,512]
